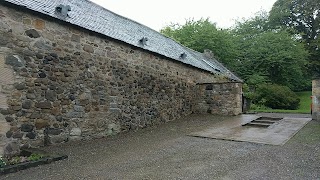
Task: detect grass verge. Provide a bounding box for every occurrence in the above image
[249,91,312,114]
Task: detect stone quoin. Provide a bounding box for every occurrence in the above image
[312,79,320,121]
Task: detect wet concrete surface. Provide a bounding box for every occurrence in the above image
[190,114,312,145]
[2,113,319,180]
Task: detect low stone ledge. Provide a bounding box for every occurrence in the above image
[0,150,68,175]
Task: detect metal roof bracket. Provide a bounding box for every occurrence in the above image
[180,52,187,59]
[139,37,148,46]
[55,4,71,18]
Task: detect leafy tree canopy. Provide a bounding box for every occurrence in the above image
[160,14,311,91]
[233,11,270,38]
[269,0,320,77]
[160,18,238,68]
[233,28,309,90]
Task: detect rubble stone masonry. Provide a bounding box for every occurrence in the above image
[194,83,242,115]
[0,3,242,152]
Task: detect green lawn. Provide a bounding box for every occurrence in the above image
[249,91,312,114]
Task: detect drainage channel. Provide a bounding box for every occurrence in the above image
[242,117,283,128]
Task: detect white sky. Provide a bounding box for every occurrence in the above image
[90,0,277,31]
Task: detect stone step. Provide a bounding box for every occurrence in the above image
[256,117,282,121]
[252,120,277,124]
[242,122,271,128]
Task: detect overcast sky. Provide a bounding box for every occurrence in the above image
[90,0,277,31]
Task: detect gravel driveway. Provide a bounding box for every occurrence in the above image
[2,113,319,180]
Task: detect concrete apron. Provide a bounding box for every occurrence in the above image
[190,114,312,145]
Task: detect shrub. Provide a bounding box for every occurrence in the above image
[253,84,300,110]
[27,153,43,161]
[0,156,6,168]
[250,104,271,111]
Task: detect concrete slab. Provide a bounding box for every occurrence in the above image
[190,114,312,145]
[1,113,319,179]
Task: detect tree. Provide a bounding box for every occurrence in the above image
[233,11,270,38]
[269,0,320,77]
[160,18,238,68]
[160,15,310,91]
[232,14,310,91]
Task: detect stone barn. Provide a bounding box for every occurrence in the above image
[0,0,242,155]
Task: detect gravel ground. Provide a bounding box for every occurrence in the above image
[2,113,319,180]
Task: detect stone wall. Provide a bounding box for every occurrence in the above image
[0,3,242,152]
[194,83,243,115]
[312,79,320,121]
[0,52,19,155]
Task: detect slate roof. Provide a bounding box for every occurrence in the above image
[2,0,242,82]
